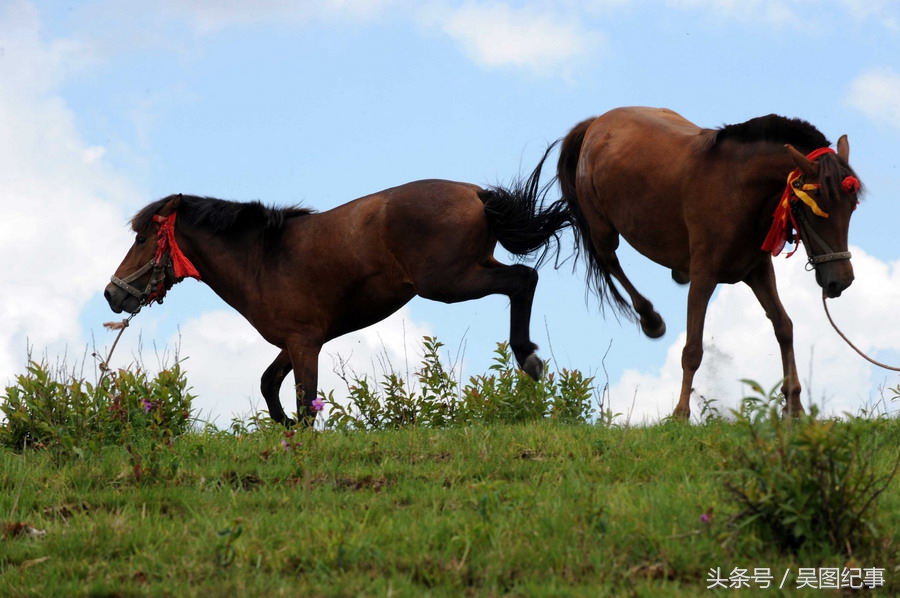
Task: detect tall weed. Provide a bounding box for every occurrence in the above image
[326,337,596,431]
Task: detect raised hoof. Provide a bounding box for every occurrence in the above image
[523,353,544,380]
[640,315,666,339]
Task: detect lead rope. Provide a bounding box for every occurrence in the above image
[95,311,139,387]
[822,295,900,372]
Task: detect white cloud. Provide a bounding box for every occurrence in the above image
[0,1,136,385]
[846,68,900,133]
[428,1,600,74]
[665,0,799,27]
[157,0,399,33]
[157,0,313,33]
[837,0,900,31]
[609,247,900,423]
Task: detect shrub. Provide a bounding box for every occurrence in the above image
[0,358,195,456]
[720,393,899,555]
[325,337,596,431]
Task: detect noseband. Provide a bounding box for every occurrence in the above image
[109,211,200,313]
[791,204,852,269]
[109,253,174,311]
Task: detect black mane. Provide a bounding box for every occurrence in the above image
[713,114,830,153]
[712,115,863,203]
[131,194,315,234]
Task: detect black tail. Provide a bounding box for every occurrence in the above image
[480,143,571,266]
[557,117,632,317]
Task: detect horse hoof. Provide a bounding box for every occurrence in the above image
[640,315,666,339]
[782,402,805,418]
[523,354,544,380]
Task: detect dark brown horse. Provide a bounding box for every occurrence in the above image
[557,107,862,419]
[104,158,568,425]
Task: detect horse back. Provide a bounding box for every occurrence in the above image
[581,107,708,186]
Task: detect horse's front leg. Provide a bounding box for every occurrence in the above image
[286,341,323,427]
[260,349,293,425]
[674,276,717,420]
[743,261,804,417]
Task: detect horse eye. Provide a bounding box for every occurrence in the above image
[136,234,147,245]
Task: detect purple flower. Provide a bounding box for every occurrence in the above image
[281,439,291,451]
[311,397,325,412]
[141,398,153,414]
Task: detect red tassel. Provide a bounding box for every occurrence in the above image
[154,212,200,280]
[842,176,860,194]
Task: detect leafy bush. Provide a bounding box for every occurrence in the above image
[720,389,899,555]
[325,337,596,431]
[1,359,195,457]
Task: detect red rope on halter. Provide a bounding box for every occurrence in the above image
[153,212,200,280]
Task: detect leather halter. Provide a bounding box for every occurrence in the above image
[791,204,852,268]
[108,243,176,313]
[109,211,199,313]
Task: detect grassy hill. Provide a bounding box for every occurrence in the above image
[2,419,898,596]
[1,347,898,596]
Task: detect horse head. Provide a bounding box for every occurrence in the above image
[784,136,860,298]
[104,194,193,314]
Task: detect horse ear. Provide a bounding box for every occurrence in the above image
[158,194,183,217]
[837,135,850,162]
[785,144,818,177]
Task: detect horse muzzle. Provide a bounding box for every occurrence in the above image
[814,258,854,298]
[104,282,140,314]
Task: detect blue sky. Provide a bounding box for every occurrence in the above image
[3,0,900,425]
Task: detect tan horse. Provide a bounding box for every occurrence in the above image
[105,155,568,426]
[557,107,862,418]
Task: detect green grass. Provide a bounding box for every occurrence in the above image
[2,419,898,596]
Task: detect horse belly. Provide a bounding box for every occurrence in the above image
[617,201,691,270]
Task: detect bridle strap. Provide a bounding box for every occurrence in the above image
[109,258,159,298]
[792,203,852,268]
[108,245,176,313]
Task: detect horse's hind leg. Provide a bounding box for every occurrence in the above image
[589,226,666,338]
[503,263,543,379]
[260,349,293,425]
[262,344,324,427]
[604,255,666,338]
[417,260,543,380]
